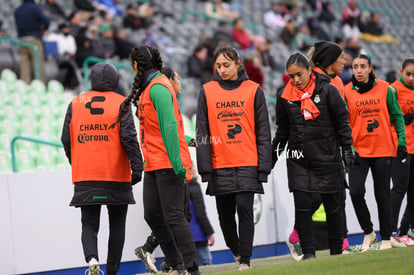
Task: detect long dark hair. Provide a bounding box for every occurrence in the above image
[110,45,163,128]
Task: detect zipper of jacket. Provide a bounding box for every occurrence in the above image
[303,118,312,191]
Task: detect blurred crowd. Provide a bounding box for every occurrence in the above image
[0,0,400,94]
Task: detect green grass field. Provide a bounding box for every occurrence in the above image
[193,246,414,275]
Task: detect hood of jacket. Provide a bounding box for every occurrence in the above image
[313,70,332,92]
[90,62,119,91]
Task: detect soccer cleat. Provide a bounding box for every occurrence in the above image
[361,231,377,252]
[408,229,414,239]
[88,258,100,275]
[391,237,407,248]
[238,263,250,271]
[286,240,304,261]
[134,246,158,273]
[303,253,316,260]
[380,240,392,250]
[160,262,172,273]
[400,235,414,246]
[342,246,354,254]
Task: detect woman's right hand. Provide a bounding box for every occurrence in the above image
[208,234,215,246]
[176,167,187,178]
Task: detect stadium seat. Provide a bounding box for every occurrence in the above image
[16,105,35,121]
[36,147,56,172]
[1,68,17,83]
[30,79,46,94]
[1,68,18,91]
[3,92,19,107]
[0,48,20,75]
[15,148,36,172]
[17,118,37,137]
[55,150,70,171]
[44,58,62,83]
[0,150,12,173]
[47,79,65,94]
[0,133,11,151]
[14,79,28,94]
[0,80,7,94]
[0,118,18,136]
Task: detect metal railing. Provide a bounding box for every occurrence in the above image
[10,136,63,173]
[0,36,40,80]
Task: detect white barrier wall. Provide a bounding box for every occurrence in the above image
[0,163,395,275]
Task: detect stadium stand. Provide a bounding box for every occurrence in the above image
[0,0,413,173]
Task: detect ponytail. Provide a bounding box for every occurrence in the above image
[306,46,316,69]
[109,45,163,129]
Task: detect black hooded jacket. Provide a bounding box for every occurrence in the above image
[61,63,142,206]
[196,69,272,196]
[273,72,352,193]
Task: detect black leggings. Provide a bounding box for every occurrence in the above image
[215,192,254,265]
[349,157,392,240]
[293,190,343,256]
[143,169,198,271]
[142,185,191,253]
[398,154,414,235]
[81,204,128,274]
[391,155,411,233]
[294,187,349,239]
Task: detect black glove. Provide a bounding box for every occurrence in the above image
[403,113,414,125]
[397,145,408,163]
[404,113,414,125]
[342,148,355,173]
[131,171,142,185]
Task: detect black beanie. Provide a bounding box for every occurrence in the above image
[312,41,343,68]
[90,62,119,91]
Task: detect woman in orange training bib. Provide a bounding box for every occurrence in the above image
[111,46,200,275]
[196,46,271,270]
[61,62,143,275]
[390,58,414,246]
[345,54,406,251]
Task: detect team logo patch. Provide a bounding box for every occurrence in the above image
[314,95,320,103]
